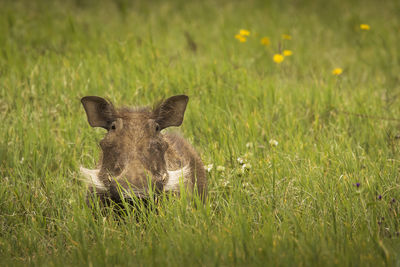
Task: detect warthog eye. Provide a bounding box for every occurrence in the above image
[110,121,116,130]
[155,123,160,132]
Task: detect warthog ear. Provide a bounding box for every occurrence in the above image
[81,96,115,129]
[153,95,189,130]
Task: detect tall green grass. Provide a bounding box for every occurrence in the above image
[1,0,400,265]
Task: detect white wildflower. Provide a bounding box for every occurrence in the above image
[216,166,226,172]
[20,157,24,164]
[237,157,245,164]
[242,163,252,170]
[246,142,253,148]
[205,164,214,172]
[221,180,230,187]
[269,139,278,147]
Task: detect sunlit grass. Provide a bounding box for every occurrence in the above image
[1,0,400,266]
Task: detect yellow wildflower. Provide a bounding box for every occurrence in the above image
[234,34,247,43]
[239,29,250,36]
[260,37,270,46]
[283,50,293,56]
[273,54,284,64]
[360,24,370,30]
[282,34,292,40]
[332,68,343,75]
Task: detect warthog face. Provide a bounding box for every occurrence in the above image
[80,95,206,204]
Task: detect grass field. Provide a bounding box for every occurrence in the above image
[1,0,400,265]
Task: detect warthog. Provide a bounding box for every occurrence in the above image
[80,95,206,205]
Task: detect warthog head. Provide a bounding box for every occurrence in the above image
[80,95,206,204]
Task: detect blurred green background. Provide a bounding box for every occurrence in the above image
[1,0,400,265]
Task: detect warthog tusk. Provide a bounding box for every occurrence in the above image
[79,166,106,191]
[165,165,190,191]
[80,165,190,194]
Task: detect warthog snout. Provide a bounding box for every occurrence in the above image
[80,95,206,205]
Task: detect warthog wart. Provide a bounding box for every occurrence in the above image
[80,95,206,205]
